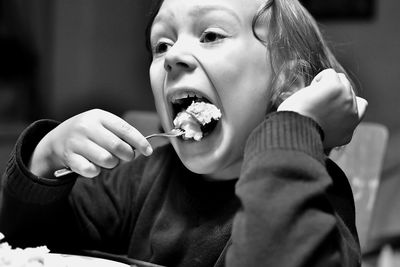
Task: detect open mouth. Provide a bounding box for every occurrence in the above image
[170,92,221,140]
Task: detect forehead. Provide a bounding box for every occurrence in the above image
[154,0,264,24]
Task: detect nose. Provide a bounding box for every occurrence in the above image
[164,39,197,74]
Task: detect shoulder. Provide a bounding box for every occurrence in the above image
[325,158,358,238]
[325,157,354,206]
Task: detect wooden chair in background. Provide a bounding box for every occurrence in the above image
[330,122,389,251]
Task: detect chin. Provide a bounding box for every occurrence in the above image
[181,156,241,181]
[173,139,222,175]
[172,125,242,180]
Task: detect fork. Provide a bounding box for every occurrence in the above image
[144,128,184,139]
[53,129,184,178]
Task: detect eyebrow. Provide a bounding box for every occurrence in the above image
[153,4,242,26]
[188,5,242,23]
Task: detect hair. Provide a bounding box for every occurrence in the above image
[145,0,354,109]
[145,0,164,56]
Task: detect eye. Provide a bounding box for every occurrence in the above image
[153,41,172,55]
[200,31,226,43]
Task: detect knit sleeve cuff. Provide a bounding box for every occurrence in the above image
[244,111,325,165]
[4,120,77,204]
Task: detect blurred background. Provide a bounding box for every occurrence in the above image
[1,0,400,258]
[0,0,398,126]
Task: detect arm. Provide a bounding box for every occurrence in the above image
[0,120,79,248]
[0,118,147,253]
[226,112,361,267]
[277,69,367,149]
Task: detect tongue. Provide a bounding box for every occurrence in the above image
[173,101,221,141]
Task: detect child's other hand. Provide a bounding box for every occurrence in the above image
[277,69,368,149]
[29,109,153,178]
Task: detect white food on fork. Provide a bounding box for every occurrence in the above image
[185,101,222,126]
[173,112,203,141]
[173,101,222,141]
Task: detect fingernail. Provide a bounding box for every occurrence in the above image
[145,146,153,156]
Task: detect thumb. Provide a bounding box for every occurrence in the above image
[356,97,368,121]
[310,69,338,85]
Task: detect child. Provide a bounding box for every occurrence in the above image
[0,0,367,266]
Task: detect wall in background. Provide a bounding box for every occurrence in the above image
[323,0,400,133]
[48,0,154,120]
[43,0,400,135]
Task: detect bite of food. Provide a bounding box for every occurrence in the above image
[173,101,221,141]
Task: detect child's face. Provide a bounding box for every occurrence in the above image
[149,0,272,180]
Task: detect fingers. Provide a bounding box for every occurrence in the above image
[311,68,338,85]
[100,113,153,157]
[311,69,349,91]
[63,139,120,178]
[89,127,135,162]
[297,69,368,148]
[75,139,120,169]
[336,72,368,121]
[313,69,367,121]
[59,109,154,178]
[66,153,101,178]
[337,73,352,95]
[337,72,357,112]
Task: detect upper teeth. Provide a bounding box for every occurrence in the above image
[170,91,201,103]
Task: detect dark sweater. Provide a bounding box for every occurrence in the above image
[0,112,361,266]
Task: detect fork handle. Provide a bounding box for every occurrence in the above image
[54,167,74,177]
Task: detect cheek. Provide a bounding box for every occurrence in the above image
[149,63,164,104]
[214,44,272,132]
[149,63,159,94]
[210,42,271,95]
[149,63,170,127]
[217,58,272,114]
